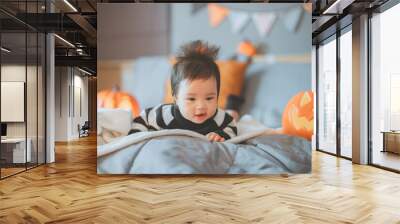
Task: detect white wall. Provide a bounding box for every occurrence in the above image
[1,63,47,164]
[72,73,89,138]
[55,67,68,141]
[1,65,38,137]
[1,65,26,136]
[54,67,89,141]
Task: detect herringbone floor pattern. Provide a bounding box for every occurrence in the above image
[1,136,400,223]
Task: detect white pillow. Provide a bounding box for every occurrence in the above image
[98,108,132,135]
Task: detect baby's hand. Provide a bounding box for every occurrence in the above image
[206,132,225,142]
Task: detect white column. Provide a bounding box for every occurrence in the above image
[45,0,56,163]
[352,14,369,164]
[46,33,55,163]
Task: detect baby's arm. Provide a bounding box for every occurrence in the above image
[207,112,238,141]
[128,108,152,135]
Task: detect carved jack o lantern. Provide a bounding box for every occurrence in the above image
[282,91,314,141]
[97,89,140,117]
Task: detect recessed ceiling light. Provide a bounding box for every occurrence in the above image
[54,34,75,48]
[63,0,78,12]
[322,0,354,15]
[1,47,11,53]
[78,67,93,76]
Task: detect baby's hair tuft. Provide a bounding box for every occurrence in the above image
[171,40,221,97]
[176,40,219,63]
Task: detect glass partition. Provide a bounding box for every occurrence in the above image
[1,30,28,178]
[0,1,46,179]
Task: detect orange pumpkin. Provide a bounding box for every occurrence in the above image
[237,40,257,57]
[282,91,314,141]
[97,89,140,117]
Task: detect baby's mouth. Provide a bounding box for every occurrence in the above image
[194,113,207,119]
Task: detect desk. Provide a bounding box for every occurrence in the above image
[381,131,400,154]
[1,138,31,163]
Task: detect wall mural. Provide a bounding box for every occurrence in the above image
[97,3,312,175]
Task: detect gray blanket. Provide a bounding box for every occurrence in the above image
[97,134,311,174]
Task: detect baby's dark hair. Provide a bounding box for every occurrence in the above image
[171,40,220,97]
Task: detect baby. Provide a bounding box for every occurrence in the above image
[128,40,237,142]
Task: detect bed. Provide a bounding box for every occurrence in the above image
[97,56,312,174]
[97,115,311,174]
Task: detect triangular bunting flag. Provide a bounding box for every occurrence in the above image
[283,7,303,33]
[228,11,250,34]
[208,3,229,27]
[191,3,207,15]
[303,3,312,14]
[252,12,276,37]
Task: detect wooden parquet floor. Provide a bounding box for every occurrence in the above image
[1,135,400,223]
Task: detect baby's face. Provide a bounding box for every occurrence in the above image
[175,78,218,124]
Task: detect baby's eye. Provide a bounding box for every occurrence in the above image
[186,98,195,101]
[206,97,214,101]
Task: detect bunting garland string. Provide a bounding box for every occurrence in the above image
[192,3,307,36]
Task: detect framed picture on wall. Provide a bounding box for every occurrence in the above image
[1,81,25,122]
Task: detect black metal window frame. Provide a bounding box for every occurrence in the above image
[315,23,352,161]
[0,0,48,180]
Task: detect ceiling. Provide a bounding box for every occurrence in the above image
[0,0,98,74]
[0,0,394,74]
[311,0,390,44]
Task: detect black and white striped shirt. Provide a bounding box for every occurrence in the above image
[128,104,237,140]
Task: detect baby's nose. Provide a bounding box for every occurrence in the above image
[196,101,206,109]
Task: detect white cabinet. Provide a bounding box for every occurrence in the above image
[1,138,32,163]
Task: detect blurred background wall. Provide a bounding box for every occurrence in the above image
[97,3,311,128]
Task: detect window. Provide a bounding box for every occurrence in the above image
[339,28,352,158]
[371,2,400,171]
[317,36,337,154]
